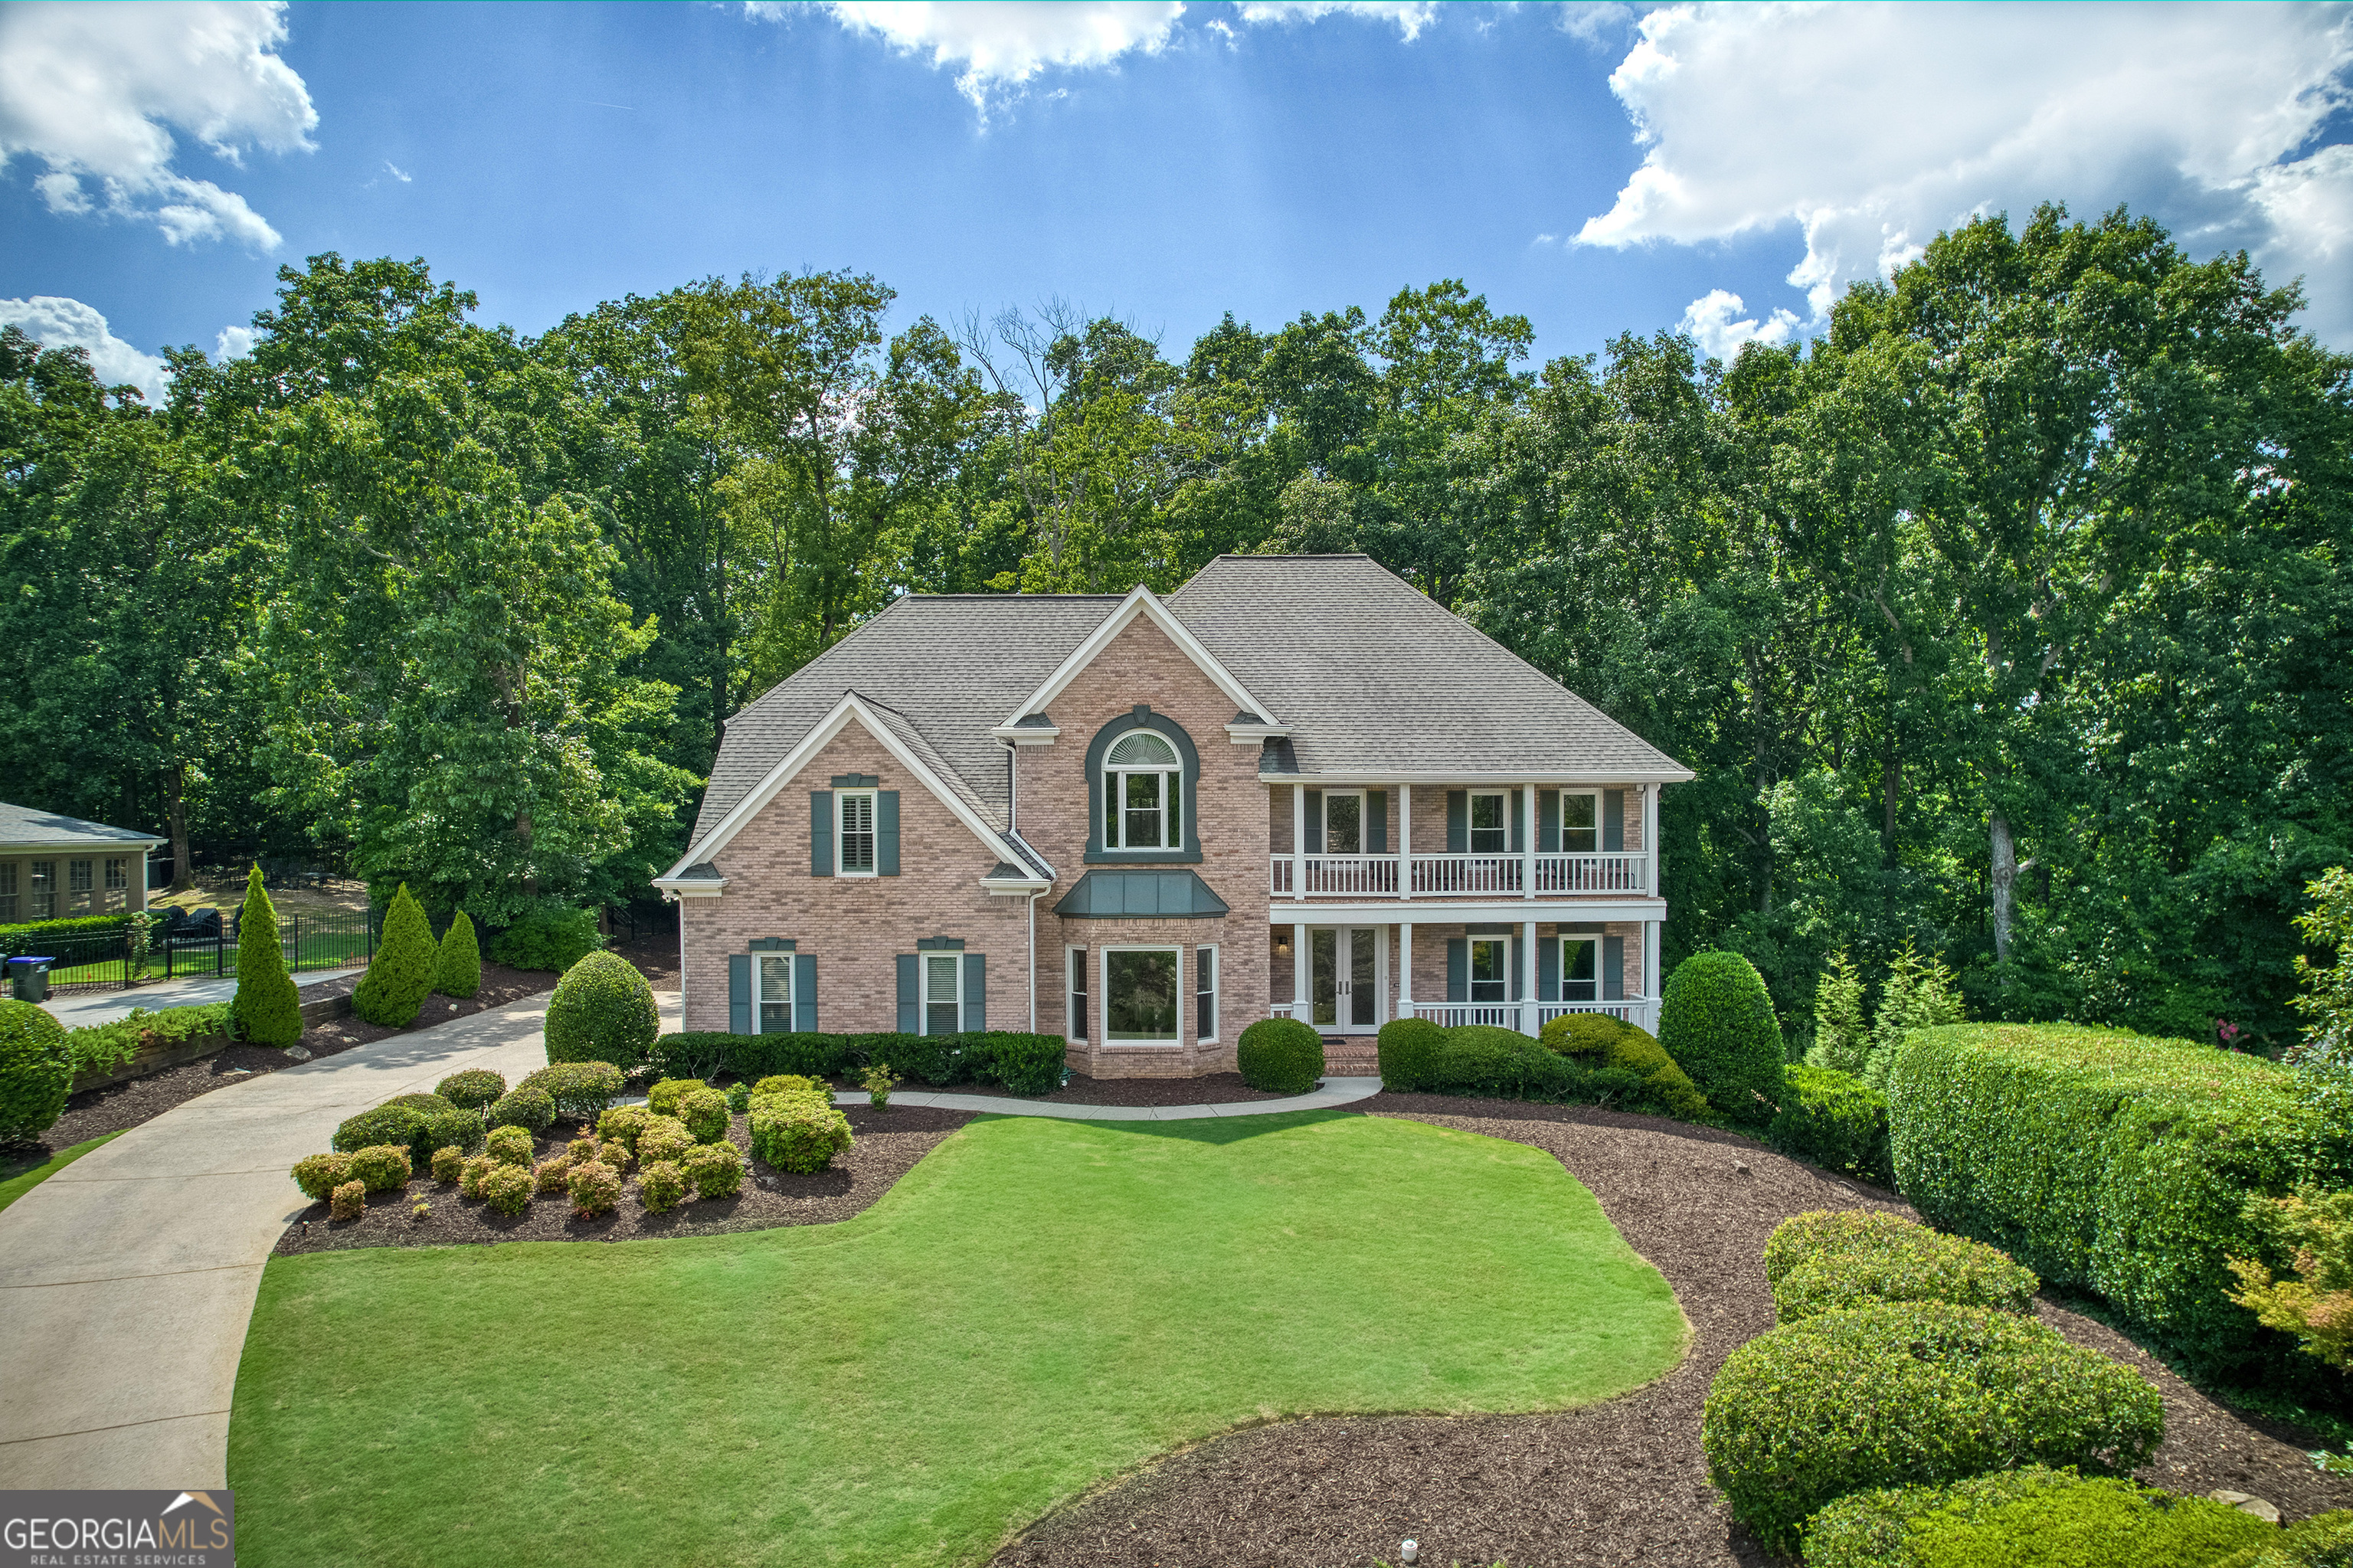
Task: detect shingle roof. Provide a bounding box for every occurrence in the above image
[0,801,165,848]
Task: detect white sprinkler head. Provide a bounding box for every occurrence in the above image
[1399,1542,1419,1565]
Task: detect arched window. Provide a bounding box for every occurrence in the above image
[1104,729,1182,849]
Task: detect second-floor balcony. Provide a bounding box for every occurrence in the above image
[1270,851,1650,899]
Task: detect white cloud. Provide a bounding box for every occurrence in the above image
[214,323,256,361]
[769,2,1186,113]
[1576,3,2353,345]
[1235,2,1439,41]
[384,160,411,183]
[0,296,172,401]
[1678,288,1798,362]
[0,1,316,250]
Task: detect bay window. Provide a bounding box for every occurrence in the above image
[1104,946,1180,1043]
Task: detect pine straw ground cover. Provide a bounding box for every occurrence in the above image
[227,1111,1685,1568]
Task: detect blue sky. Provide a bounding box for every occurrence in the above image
[3,2,2348,397]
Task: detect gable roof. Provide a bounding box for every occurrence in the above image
[0,801,165,849]
[1000,583,1281,732]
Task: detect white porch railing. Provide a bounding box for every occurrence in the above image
[1269,854,1402,897]
[1268,999,1661,1035]
[1270,853,1649,899]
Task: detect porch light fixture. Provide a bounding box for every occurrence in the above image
[1274,934,1291,956]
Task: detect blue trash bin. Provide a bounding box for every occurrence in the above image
[8,955,55,1003]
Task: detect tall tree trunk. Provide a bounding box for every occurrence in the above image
[1881,754,1900,870]
[165,763,193,893]
[1990,811,2018,962]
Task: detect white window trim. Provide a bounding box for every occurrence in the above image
[1105,764,1183,850]
[1320,789,1366,856]
[754,951,793,1035]
[1468,934,1515,1004]
[1195,942,1220,1043]
[1468,790,1510,856]
[1557,787,1601,854]
[1067,945,1090,1043]
[836,787,879,878]
[921,951,970,1036]
[1101,943,1183,1046]
[1558,934,1599,1003]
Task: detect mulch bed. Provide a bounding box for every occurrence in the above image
[872,1072,1295,1108]
[273,1102,973,1253]
[994,1093,2353,1567]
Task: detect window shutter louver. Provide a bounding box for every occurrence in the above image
[794,954,817,1032]
[1539,790,1560,853]
[1446,791,1468,853]
[1447,938,1468,1002]
[1603,788,1625,853]
[1368,791,1388,853]
[877,791,900,876]
[1304,790,1323,854]
[1603,934,1625,1000]
[810,791,834,876]
[1539,937,1559,1000]
[964,952,986,1033]
[1510,788,1525,853]
[728,954,751,1034]
[895,954,918,1033]
[1513,933,1525,1000]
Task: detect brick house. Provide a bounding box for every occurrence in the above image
[654,555,1693,1078]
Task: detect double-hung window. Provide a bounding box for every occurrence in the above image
[1103,732,1183,850]
[923,952,964,1036]
[1469,792,1509,855]
[755,952,793,1034]
[1559,791,1599,853]
[1195,945,1219,1042]
[1470,937,1511,1003]
[68,859,92,895]
[29,860,54,918]
[1559,936,1598,1002]
[1069,948,1089,1041]
[836,790,877,876]
[104,857,128,891]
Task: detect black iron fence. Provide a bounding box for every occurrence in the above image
[30,907,381,994]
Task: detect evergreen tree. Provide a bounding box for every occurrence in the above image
[434,908,483,1000]
[354,883,437,1027]
[1860,941,1967,1088]
[1805,949,1870,1077]
[231,865,303,1047]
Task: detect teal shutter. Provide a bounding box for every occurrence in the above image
[877,790,900,876]
[1510,789,1525,853]
[1604,788,1625,853]
[1446,791,1468,853]
[895,954,918,1033]
[810,791,834,876]
[1304,790,1324,853]
[1446,938,1468,1002]
[964,952,986,1033]
[1539,936,1559,1000]
[1368,791,1388,853]
[794,954,817,1032]
[1539,790,1560,853]
[728,954,751,1033]
[1603,934,1625,1000]
[1512,934,1525,1000]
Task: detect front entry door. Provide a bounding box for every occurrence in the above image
[1311,927,1382,1031]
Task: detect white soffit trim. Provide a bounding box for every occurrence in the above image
[653,879,726,899]
[658,694,1019,881]
[1258,768,1698,785]
[999,584,1281,732]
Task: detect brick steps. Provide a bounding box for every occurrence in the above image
[1320,1037,1379,1077]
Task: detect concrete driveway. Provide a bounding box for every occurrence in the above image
[38,967,365,1031]
[0,990,679,1489]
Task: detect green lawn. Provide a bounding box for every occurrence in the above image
[0,1132,120,1212]
[230,1110,1686,1568]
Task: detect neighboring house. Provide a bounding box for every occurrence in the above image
[656,555,1693,1078]
[0,802,162,923]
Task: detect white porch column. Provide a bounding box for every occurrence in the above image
[1291,784,1307,903]
[1645,918,1660,1000]
[1398,920,1415,1013]
[1523,916,1540,1035]
[1644,782,1659,894]
[1292,920,1310,1019]
[1399,782,1412,900]
[1521,783,1536,899]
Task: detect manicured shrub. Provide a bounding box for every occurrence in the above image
[478,1160,533,1216]
[678,1085,731,1144]
[726,1081,751,1113]
[519,1061,625,1121]
[381,1092,455,1115]
[596,1102,651,1151]
[566,1134,600,1164]
[753,1073,826,1100]
[751,1095,854,1174]
[1658,950,1785,1126]
[291,1151,352,1200]
[648,1077,704,1118]
[0,998,73,1144]
[60,1000,233,1083]
[416,1105,483,1160]
[1237,1017,1325,1095]
[487,902,602,973]
[971,1031,1067,1095]
[1540,1013,1712,1120]
[329,1179,366,1221]
[484,1084,555,1134]
[637,1115,695,1167]
[433,908,482,999]
[1889,1021,2353,1376]
[2214,1511,2353,1568]
[568,1160,622,1216]
[352,882,437,1027]
[1805,1466,2274,1568]
[1763,1210,2040,1323]
[434,1068,505,1109]
[1768,1064,1893,1183]
[231,865,303,1048]
[1407,1024,1648,1108]
[484,1124,535,1167]
[345,1144,413,1193]
[332,1103,424,1157]
[598,1138,634,1172]
[1701,1301,2165,1553]
[1374,1016,1446,1092]
[430,1146,464,1184]
[459,1154,493,1198]
[682,1139,745,1200]
[542,950,659,1070]
[534,1156,574,1196]
[639,1160,686,1213]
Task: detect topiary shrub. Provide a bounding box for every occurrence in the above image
[1764,1210,2040,1324]
[648,1077,704,1118]
[678,1085,731,1144]
[1540,1012,1711,1120]
[434,1068,505,1110]
[568,1160,622,1217]
[542,950,659,1071]
[459,1154,493,1198]
[345,1144,412,1192]
[596,1103,651,1153]
[484,1084,555,1135]
[2214,1511,2353,1568]
[519,1061,624,1121]
[1805,1465,2275,1568]
[1236,1017,1324,1095]
[1768,1064,1893,1183]
[534,1156,574,1196]
[291,1151,352,1200]
[751,1095,853,1174]
[753,1074,826,1100]
[433,908,482,999]
[1701,1301,2165,1553]
[329,1179,366,1221]
[332,1103,424,1157]
[484,1124,535,1167]
[352,882,437,1027]
[416,1105,483,1162]
[478,1160,533,1216]
[231,865,303,1048]
[0,998,73,1144]
[1376,1016,1445,1092]
[1658,951,1785,1126]
[637,1115,695,1167]
[682,1139,745,1200]
[488,902,603,974]
[639,1159,686,1213]
[430,1146,464,1184]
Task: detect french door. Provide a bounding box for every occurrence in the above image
[1310,926,1383,1031]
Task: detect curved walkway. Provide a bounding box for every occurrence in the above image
[831,1079,1383,1121]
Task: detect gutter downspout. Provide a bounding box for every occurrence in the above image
[1029,887,1046,1033]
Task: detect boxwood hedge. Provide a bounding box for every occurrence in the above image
[542,951,659,1069]
[1767,1064,1892,1183]
[1804,1466,2273,1568]
[1374,1016,1667,1116]
[645,1030,1066,1095]
[1763,1210,2040,1324]
[1235,1017,1324,1095]
[1541,1013,1712,1120]
[1658,950,1785,1127]
[1888,1022,2353,1375]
